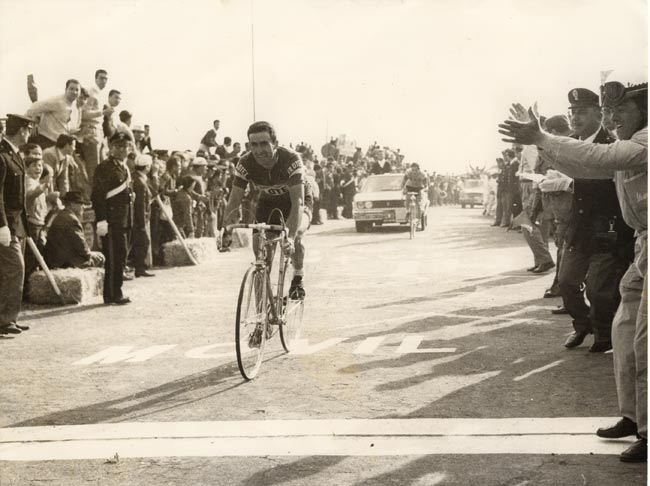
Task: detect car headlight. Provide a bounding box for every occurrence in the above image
[364,201,373,209]
[356,201,364,209]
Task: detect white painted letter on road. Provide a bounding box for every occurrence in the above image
[396,336,456,354]
[73,345,177,365]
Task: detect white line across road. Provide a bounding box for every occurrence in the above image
[0,418,635,461]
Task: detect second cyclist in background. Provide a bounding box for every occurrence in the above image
[222,121,313,300]
[403,162,428,217]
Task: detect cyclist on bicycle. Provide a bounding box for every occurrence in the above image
[222,121,313,300]
[403,162,427,217]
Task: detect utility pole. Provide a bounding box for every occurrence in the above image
[250,0,256,121]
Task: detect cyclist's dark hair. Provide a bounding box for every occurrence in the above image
[95,69,107,79]
[247,121,277,143]
[65,79,81,89]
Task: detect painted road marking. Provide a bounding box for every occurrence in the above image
[0,418,633,461]
[513,360,565,382]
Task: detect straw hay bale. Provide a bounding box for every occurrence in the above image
[162,237,217,266]
[28,267,104,305]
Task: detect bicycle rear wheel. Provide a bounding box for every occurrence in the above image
[235,266,268,380]
[279,257,304,352]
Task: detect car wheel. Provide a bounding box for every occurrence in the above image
[470,204,474,209]
[461,203,466,209]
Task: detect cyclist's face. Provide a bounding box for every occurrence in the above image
[249,131,277,168]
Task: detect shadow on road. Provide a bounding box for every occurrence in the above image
[5,355,277,427]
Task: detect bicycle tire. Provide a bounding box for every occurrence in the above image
[279,257,304,352]
[409,203,416,239]
[235,266,268,380]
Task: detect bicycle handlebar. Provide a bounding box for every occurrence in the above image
[226,223,287,234]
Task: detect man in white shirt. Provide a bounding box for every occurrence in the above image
[80,69,112,183]
[26,80,81,149]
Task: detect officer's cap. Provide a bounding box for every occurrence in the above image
[6,113,34,130]
[568,88,600,109]
[601,81,648,108]
[61,190,88,205]
[109,131,133,144]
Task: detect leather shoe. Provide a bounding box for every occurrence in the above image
[620,439,647,463]
[135,271,155,278]
[114,297,131,305]
[13,322,30,331]
[544,288,561,298]
[589,341,613,353]
[526,265,538,272]
[0,323,22,334]
[564,330,589,348]
[490,222,500,227]
[532,262,555,274]
[123,272,134,281]
[597,417,638,439]
[551,306,569,315]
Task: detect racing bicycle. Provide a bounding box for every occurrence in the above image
[226,222,305,380]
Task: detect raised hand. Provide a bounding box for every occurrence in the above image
[498,107,544,145]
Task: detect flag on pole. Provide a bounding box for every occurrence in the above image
[600,70,614,85]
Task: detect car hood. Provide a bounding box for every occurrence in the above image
[354,191,404,202]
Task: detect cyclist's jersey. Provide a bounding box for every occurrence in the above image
[233,146,313,204]
[404,168,427,191]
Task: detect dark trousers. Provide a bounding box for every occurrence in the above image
[559,245,628,343]
[311,198,323,224]
[0,237,24,324]
[499,191,512,226]
[132,225,150,273]
[494,188,503,224]
[101,227,127,303]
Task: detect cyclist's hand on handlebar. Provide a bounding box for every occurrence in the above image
[282,237,295,255]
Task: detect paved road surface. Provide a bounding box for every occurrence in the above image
[1,207,646,485]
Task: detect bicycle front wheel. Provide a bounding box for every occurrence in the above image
[409,206,416,239]
[278,258,304,352]
[235,266,268,380]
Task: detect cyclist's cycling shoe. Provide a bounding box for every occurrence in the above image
[289,280,306,300]
[248,325,263,348]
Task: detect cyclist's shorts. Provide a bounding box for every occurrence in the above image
[255,193,313,231]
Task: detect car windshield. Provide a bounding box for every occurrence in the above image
[464,179,482,189]
[361,175,405,192]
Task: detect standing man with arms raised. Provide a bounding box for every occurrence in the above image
[499,81,647,462]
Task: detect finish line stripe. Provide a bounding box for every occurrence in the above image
[0,418,633,461]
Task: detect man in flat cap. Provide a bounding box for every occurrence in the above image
[91,131,135,305]
[132,154,154,278]
[0,114,34,334]
[44,191,104,269]
[500,81,648,462]
[548,88,634,352]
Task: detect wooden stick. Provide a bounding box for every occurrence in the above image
[154,195,198,265]
[26,236,68,304]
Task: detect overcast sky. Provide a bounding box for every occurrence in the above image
[0,0,646,173]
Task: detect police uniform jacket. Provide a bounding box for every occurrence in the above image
[0,139,28,236]
[44,208,91,268]
[91,156,133,228]
[565,128,635,258]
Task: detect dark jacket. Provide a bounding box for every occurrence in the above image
[44,208,91,268]
[91,156,133,228]
[133,170,152,230]
[565,128,635,259]
[0,139,28,235]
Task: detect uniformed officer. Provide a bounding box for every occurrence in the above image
[91,131,134,305]
[499,81,648,462]
[547,88,635,352]
[0,114,33,334]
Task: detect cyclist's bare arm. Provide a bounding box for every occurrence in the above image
[224,185,245,226]
[287,183,304,239]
